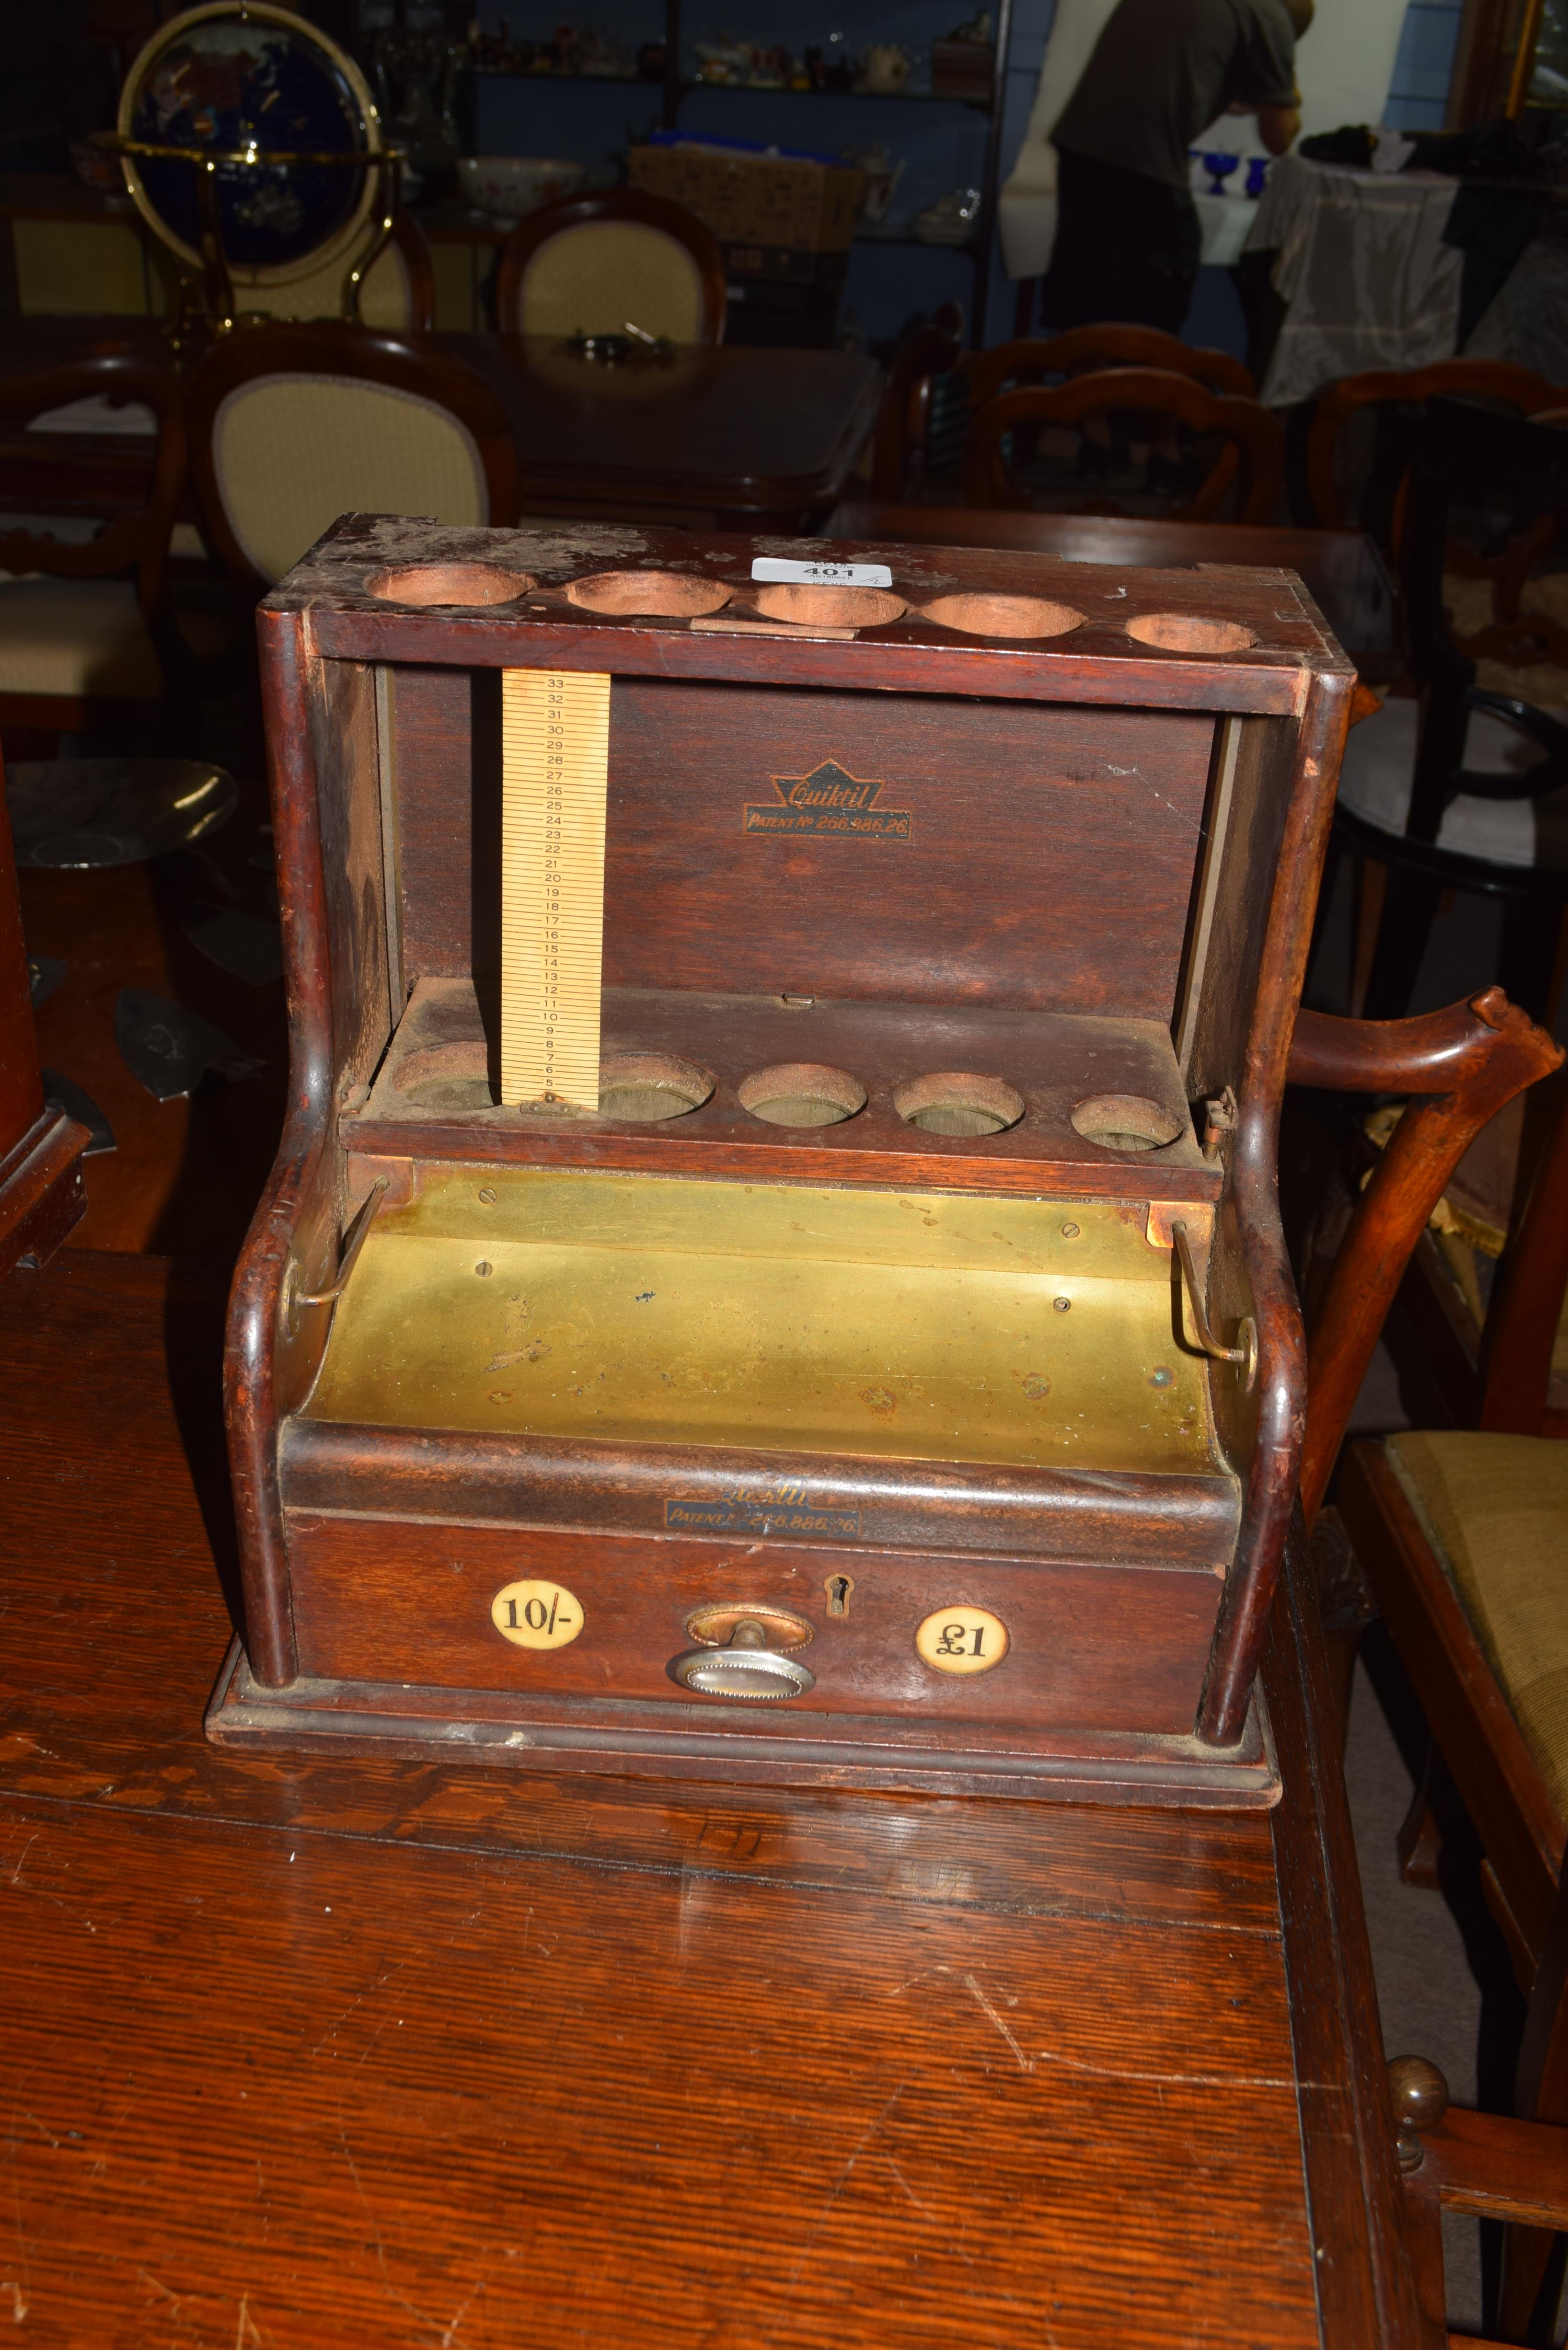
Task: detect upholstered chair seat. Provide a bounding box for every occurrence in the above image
[1384,1431,1568,1825]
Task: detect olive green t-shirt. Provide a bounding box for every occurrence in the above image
[1053,0,1298,190]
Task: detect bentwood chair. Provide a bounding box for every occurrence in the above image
[964,366,1284,523]
[1334,400,1568,1023]
[1284,988,1568,2344]
[970,325,1256,411]
[494,190,727,346]
[0,353,200,734]
[186,323,518,591]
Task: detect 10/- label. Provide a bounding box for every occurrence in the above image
[500,668,610,1110]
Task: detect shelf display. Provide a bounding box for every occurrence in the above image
[460,0,1013,342]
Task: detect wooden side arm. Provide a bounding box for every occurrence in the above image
[1288,987,1563,1523]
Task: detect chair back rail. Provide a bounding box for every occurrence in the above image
[494,190,727,346]
[971,325,1255,411]
[963,367,1283,523]
[1306,359,1561,536]
[1288,987,1564,1523]
[185,322,518,590]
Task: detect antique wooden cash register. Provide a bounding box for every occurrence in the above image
[212,517,1353,1804]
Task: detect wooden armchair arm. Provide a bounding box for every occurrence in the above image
[1288,988,1563,1522]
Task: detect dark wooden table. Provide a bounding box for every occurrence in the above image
[0,316,884,534]
[0,1246,1421,2346]
[827,502,1401,682]
[447,332,884,529]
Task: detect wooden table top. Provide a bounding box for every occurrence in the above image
[828,502,1400,679]
[443,332,884,524]
[0,1247,1419,2347]
[0,317,884,529]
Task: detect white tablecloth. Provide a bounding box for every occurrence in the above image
[1244,153,1463,407]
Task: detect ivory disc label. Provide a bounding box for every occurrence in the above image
[915,1606,1009,1674]
[491,1580,585,1649]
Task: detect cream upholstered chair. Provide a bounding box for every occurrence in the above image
[187,324,517,590]
[227,211,437,331]
[494,190,726,345]
[0,353,201,730]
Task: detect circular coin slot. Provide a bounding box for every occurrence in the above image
[597,1051,713,1121]
[1124,612,1257,655]
[565,569,732,617]
[684,1602,813,1649]
[393,1043,496,1114]
[892,1071,1025,1137]
[920,592,1085,640]
[752,582,907,629]
[369,562,536,607]
[736,1062,866,1128]
[1070,1092,1184,1153]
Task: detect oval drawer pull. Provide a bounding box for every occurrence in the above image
[673,1616,816,1701]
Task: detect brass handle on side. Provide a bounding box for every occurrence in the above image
[281,1177,389,1339]
[1171,1219,1258,1391]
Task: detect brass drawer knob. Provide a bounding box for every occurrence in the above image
[673,1616,816,1701]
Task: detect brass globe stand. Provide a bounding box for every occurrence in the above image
[105,2,401,354]
[92,131,404,349]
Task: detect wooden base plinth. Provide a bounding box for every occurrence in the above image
[206,1640,1281,1807]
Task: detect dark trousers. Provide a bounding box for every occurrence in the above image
[1040,147,1203,336]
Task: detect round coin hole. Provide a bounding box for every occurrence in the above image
[596,1051,713,1121]
[920,591,1085,640]
[751,582,907,629]
[1070,1093,1184,1153]
[393,1043,497,1113]
[892,1071,1025,1137]
[1124,612,1257,655]
[564,569,732,617]
[368,562,536,607]
[736,1062,867,1128]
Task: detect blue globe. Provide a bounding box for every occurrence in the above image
[128,13,374,272]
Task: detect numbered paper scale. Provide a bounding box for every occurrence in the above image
[501,669,609,1110]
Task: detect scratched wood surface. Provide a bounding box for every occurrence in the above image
[0,1250,1416,2348]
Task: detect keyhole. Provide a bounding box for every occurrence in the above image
[824,1573,855,1619]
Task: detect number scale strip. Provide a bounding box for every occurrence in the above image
[500,668,610,1110]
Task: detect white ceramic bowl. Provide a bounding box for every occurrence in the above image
[457,156,585,223]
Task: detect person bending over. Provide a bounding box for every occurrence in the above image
[1041,0,1312,335]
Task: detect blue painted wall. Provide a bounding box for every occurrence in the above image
[470,0,1459,347]
[1381,0,1463,130]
